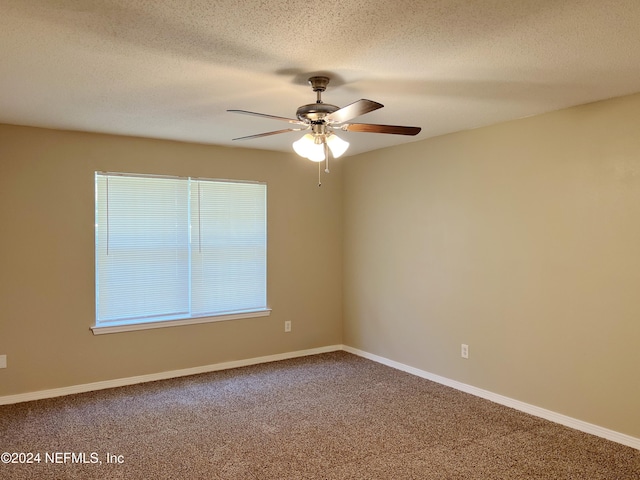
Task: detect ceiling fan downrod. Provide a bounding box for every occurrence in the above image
[308,76,330,104]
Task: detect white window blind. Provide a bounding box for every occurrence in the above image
[95,172,267,328]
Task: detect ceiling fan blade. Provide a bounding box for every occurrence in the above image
[232,128,304,141]
[325,99,384,124]
[341,123,421,136]
[227,109,304,125]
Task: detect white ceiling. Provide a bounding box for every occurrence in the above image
[2,0,640,157]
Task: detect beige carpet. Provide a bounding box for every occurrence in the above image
[1,351,638,479]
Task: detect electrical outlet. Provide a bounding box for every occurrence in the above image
[284,321,291,333]
[461,344,469,359]
[0,355,6,369]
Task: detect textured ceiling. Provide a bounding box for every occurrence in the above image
[2,0,640,157]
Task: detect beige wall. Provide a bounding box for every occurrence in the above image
[2,92,639,440]
[344,93,640,438]
[0,125,343,396]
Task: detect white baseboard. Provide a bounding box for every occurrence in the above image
[342,345,640,451]
[2,343,638,451]
[0,345,342,406]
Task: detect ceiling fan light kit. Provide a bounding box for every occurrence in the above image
[228,76,421,185]
[293,132,349,162]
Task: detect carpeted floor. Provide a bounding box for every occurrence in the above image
[1,351,638,479]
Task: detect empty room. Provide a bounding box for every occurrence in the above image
[1,1,639,478]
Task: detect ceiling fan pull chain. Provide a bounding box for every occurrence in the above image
[318,161,322,187]
[325,143,330,174]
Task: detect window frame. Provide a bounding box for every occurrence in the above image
[91,172,270,335]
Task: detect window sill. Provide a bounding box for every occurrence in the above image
[91,309,272,335]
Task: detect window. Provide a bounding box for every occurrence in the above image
[93,172,268,334]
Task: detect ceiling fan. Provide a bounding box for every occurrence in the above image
[227,76,421,170]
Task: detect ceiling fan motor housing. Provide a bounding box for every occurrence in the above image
[295,76,340,123]
[296,102,339,123]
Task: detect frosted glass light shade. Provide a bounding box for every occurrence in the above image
[293,134,325,162]
[307,143,325,162]
[326,134,349,158]
[292,134,314,157]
